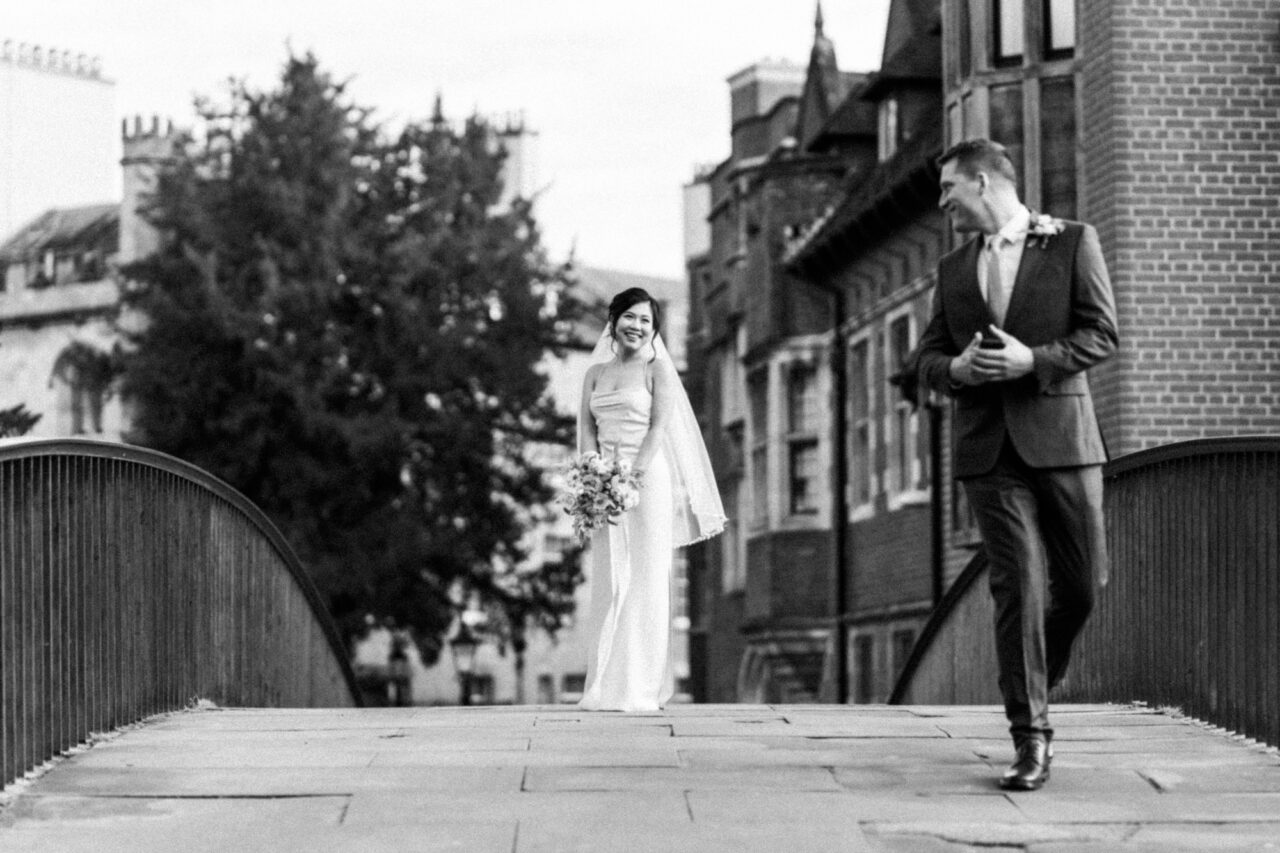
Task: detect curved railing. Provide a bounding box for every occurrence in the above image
[0,439,362,788]
[891,436,1280,748]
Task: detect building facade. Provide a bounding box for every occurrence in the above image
[691,0,1280,704]
[0,116,172,441]
[686,16,875,703]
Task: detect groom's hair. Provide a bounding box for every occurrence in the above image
[937,138,1018,185]
[607,288,662,337]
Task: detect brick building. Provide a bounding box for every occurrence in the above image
[689,0,1280,703]
[785,0,947,704]
[684,12,870,703]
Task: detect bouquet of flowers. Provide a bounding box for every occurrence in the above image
[560,451,643,543]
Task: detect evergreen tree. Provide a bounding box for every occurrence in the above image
[0,404,40,438]
[120,54,584,663]
[0,341,42,437]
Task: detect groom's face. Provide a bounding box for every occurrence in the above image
[938,161,988,234]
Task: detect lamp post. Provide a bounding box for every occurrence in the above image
[449,622,479,706]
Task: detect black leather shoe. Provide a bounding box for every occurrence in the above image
[1000,736,1050,791]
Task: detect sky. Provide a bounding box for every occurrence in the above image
[7,1,892,280]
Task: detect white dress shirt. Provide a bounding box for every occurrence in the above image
[978,206,1032,308]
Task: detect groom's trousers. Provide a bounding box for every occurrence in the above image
[962,439,1109,740]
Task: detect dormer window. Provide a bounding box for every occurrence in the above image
[877,98,899,162]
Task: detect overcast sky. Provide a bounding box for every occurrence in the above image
[8,1,891,279]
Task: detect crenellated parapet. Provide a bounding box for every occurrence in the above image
[0,39,105,80]
[121,113,175,142]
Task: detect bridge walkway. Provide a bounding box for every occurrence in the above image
[1,704,1278,852]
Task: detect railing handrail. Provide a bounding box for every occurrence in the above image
[1101,434,1280,477]
[0,437,362,705]
[889,435,1280,747]
[887,549,987,705]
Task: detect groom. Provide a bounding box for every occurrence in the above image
[916,139,1118,791]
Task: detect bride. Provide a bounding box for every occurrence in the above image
[576,287,726,712]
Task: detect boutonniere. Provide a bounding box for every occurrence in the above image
[1027,213,1065,249]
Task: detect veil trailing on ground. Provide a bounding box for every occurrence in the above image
[579,330,727,548]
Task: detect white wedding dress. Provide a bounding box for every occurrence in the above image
[578,386,675,712]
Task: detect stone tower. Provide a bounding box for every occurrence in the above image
[119,115,177,265]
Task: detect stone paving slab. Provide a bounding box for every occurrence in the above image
[2,703,1279,851]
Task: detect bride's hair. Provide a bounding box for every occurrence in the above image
[606,288,662,359]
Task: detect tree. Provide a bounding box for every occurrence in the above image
[119,53,586,664]
[0,342,42,438]
[0,404,40,438]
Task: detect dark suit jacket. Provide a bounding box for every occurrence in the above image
[917,221,1119,478]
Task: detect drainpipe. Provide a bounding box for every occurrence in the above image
[811,278,849,704]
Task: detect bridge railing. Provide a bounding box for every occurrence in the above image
[891,436,1280,748]
[0,439,361,788]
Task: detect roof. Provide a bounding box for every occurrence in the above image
[0,203,119,261]
[865,0,942,98]
[804,74,878,152]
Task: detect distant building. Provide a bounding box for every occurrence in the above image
[685,9,871,704]
[0,40,117,246]
[0,116,173,440]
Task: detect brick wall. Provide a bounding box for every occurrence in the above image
[848,507,933,618]
[1081,0,1280,454]
[745,529,834,621]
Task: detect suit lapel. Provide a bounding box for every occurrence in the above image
[951,238,993,329]
[1001,238,1048,331]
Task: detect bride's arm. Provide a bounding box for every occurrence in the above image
[633,357,677,476]
[578,364,601,455]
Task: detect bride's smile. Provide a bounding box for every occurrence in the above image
[613,303,654,356]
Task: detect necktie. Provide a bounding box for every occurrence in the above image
[986,237,1009,327]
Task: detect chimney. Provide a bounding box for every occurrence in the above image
[726,61,805,160]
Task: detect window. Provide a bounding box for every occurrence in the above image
[993,0,1024,64]
[787,364,818,434]
[854,634,876,704]
[1040,77,1077,219]
[849,339,873,513]
[748,369,769,528]
[561,673,586,698]
[988,83,1024,187]
[891,628,917,678]
[788,443,820,515]
[721,487,745,592]
[468,673,495,705]
[877,98,899,162]
[1044,0,1076,55]
[786,364,820,516]
[720,324,747,426]
[537,674,555,705]
[887,316,915,495]
[957,0,973,80]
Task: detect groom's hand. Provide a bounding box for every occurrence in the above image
[970,325,1034,381]
[949,332,988,386]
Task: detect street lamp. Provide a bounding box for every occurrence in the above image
[449,621,479,706]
